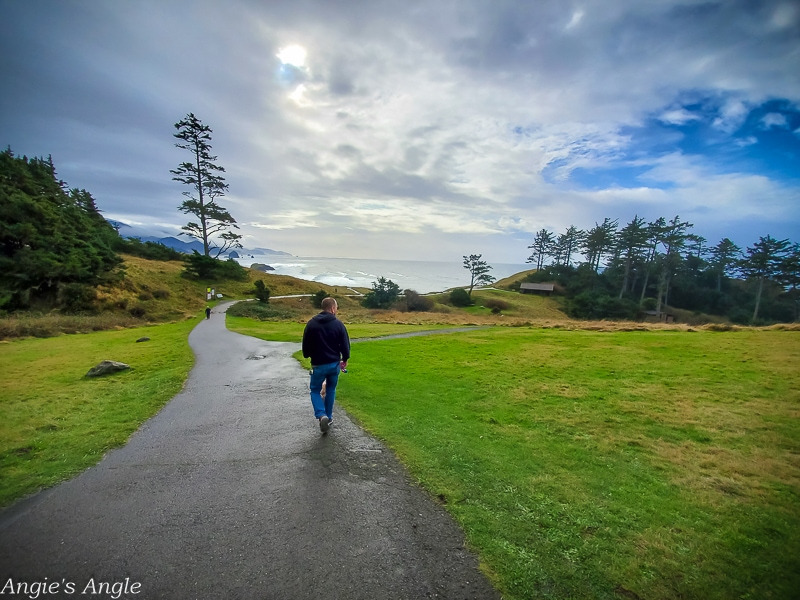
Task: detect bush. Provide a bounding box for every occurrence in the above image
[312,290,328,309]
[118,238,184,261]
[729,309,752,325]
[152,289,170,300]
[128,305,147,318]
[58,283,97,314]
[404,289,434,312]
[182,252,248,281]
[450,288,473,307]
[566,292,640,320]
[253,280,271,303]
[483,298,511,312]
[362,277,401,309]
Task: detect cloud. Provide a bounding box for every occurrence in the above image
[760,112,789,129]
[712,98,750,132]
[249,209,321,231]
[0,0,797,263]
[659,108,702,126]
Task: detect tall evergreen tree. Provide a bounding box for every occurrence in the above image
[554,225,584,267]
[654,216,693,315]
[171,113,242,257]
[615,215,649,299]
[582,218,618,272]
[638,217,667,306]
[740,235,791,322]
[708,238,742,293]
[527,229,554,270]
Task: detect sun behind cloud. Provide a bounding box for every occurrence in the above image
[277,44,307,67]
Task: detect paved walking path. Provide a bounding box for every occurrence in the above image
[0,304,500,600]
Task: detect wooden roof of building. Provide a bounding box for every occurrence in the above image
[520,282,555,291]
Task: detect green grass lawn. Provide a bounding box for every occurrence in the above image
[226,315,457,343]
[3,311,799,600]
[334,327,800,600]
[0,317,197,506]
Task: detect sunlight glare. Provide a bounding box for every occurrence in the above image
[277,45,307,67]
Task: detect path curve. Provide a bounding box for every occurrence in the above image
[0,303,499,600]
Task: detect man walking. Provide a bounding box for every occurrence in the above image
[302,297,350,433]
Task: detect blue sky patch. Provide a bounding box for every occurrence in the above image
[546,97,800,190]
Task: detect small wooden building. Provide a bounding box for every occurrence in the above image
[644,310,675,323]
[520,282,555,295]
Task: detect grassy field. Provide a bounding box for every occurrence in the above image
[227,314,461,343]
[330,326,800,600]
[0,316,198,506]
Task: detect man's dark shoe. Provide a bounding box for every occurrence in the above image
[319,416,330,433]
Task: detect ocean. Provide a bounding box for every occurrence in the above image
[231,255,531,294]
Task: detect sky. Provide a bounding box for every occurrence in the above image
[1,0,799,264]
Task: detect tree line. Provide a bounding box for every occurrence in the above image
[523,217,799,324]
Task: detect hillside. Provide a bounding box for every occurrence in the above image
[0,256,344,339]
[103,255,344,320]
[0,256,571,338]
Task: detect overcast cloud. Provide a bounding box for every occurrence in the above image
[1,0,798,262]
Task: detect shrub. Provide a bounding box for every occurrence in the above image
[312,290,328,309]
[362,277,400,309]
[729,309,752,325]
[566,292,639,320]
[404,289,434,312]
[58,283,97,314]
[483,298,511,312]
[182,252,248,281]
[152,289,170,299]
[254,280,271,303]
[449,288,473,307]
[138,291,154,301]
[118,238,184,261]
[128,305,147,318]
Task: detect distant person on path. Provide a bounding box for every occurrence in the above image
[205,306,211,319]
[302,297,350,433]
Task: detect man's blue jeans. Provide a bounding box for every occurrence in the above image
[309,362,340,420]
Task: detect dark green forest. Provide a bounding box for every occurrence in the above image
[0,148,122,311]
[522,218,799,324]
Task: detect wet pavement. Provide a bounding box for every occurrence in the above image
[0,303,500,599]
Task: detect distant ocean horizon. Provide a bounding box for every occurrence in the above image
[230,255,532,294]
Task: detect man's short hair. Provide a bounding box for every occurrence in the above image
[321,297,337,312]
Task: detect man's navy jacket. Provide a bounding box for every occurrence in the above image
[302,311,351,366]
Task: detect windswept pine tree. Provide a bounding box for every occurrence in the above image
[171,113,242,258]
[463,254,495,296]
